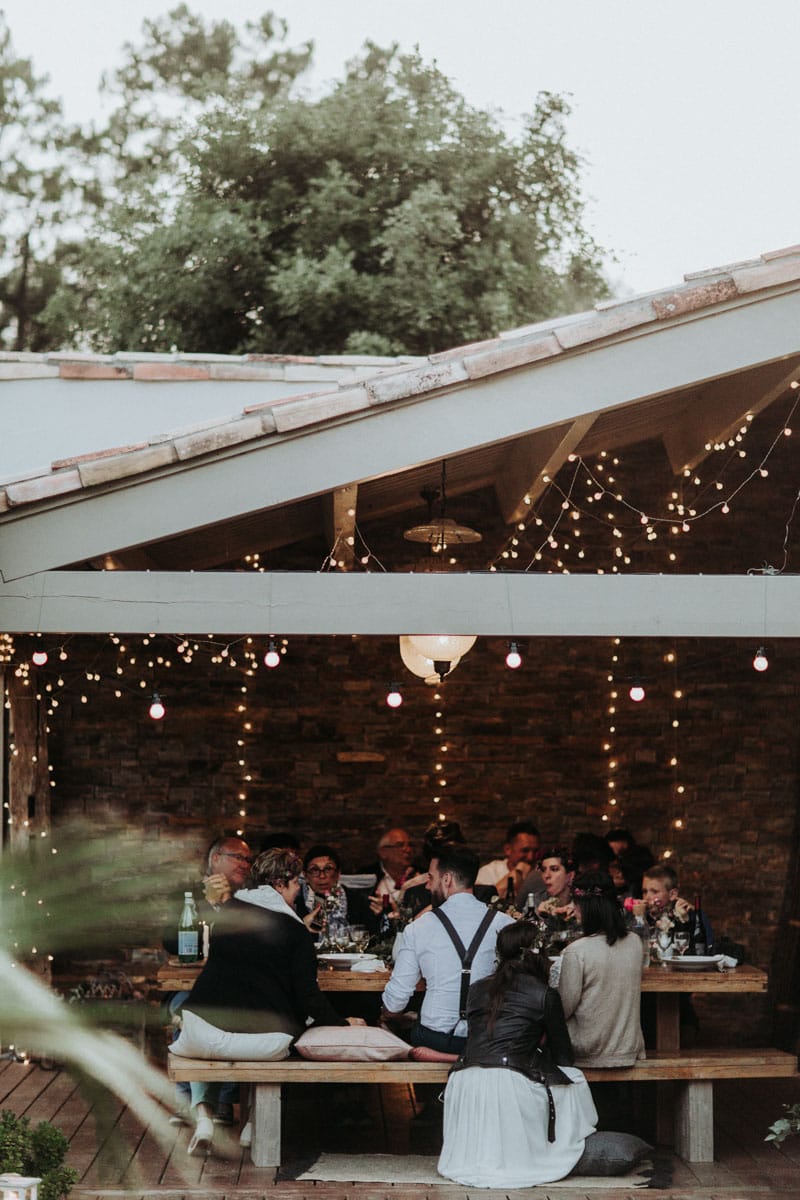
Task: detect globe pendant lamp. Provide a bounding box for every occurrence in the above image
[408,634,477,661]
[399,635,460,683]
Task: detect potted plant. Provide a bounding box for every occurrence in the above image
[0,1110,78,1200]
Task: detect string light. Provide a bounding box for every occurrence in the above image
[505,642,522,669]
[386,683,403,709]
[264,640,281,669]
[628,682,645,703]
[148,693,165,720]
[752,646,769,672]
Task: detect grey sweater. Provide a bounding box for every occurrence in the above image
[557,932,645,1067]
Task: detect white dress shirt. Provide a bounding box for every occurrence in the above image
[382,892,514,1037]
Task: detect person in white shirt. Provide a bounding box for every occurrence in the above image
[475,820,541,901]
[382,843,514,1053]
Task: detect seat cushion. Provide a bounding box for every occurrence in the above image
[571,1130,653,1176]
[170,1010,293,1061]
[295,1025,410,1061]
[409,1045,459,1063]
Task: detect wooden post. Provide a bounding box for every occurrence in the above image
[6,669,50,850]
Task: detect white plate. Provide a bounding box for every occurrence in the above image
[317,952,378,964]
[670,954,723,969]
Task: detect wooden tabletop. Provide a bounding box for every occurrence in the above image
[156,958,766,995]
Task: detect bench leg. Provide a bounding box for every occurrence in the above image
[674,1080,714,1162]
[251,1082,282,1167]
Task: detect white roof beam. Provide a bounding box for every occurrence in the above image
[495,415,596,524]
[1,570,799,638]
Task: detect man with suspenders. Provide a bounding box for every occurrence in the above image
[382,842,515,1054]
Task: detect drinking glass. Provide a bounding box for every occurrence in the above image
[673,931,690,956]
[656,929,674,962]
[350,925,369,953]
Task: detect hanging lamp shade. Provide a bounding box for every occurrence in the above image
[399,636,460,683]
[403,516,482,548]
[408,634,476,661]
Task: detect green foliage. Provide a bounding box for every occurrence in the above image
[766,1102,800,1145]
[41,17,607,355]
[0,1110,77,1198]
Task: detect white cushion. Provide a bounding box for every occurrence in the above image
[170,1010,293,1061]
[295,1025,410,1062]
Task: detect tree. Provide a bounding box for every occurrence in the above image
[0,18,75,349]
[44,23,608,355]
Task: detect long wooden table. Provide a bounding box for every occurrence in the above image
[156,958,767,1052]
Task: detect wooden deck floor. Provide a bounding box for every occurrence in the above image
[1,1056,799,1199]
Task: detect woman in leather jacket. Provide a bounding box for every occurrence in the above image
[438,921,598,1187]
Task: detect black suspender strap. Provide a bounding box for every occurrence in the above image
[433,906,498,1021]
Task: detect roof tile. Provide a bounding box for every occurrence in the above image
[366,359,469,406]
[209,363,289,381]
[173,414,265,460]
[132,363,211,381]
[272,386,370,432]
[0,362,59,379]
[464,333,561,379]
[763,245,800,261]
[59,362,131,380]
[53,443,148,469]
[430,336,502,363]
[0,491,8,513]
[284,364,356,383]
[554,298,656,350]
[730,255,800,294]
[6,469,81,506]
[652,277,738,320]
[79,442,178,487]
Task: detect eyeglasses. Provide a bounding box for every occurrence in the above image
[380,841,411,851]
[306,865,337,877]
[219,852,254,865]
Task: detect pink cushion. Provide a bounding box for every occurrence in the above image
[409,1045,459,1063]
[295,1025,410,1062]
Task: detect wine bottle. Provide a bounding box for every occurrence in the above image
[505,874,516,906]
[178,891,200,963]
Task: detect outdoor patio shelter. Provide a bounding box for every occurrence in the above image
[3,246,800,1051]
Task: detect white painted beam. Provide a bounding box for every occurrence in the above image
[0,570,798,638]
[2,288,800,582]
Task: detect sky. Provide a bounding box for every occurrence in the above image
[1,0,798,298]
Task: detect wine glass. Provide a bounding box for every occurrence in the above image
[350,925,370,953]
[674,931,690,956]
[656,929,674,962]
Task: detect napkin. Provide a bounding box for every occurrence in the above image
[718,954,739,969]
[350,958,386,973]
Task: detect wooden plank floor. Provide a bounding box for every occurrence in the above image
[1,1056,799,1198]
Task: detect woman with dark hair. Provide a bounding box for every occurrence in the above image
[557,870,645,1067]
[296,843,372,935]
[437,921,597,1187]
[181,848,361,1155]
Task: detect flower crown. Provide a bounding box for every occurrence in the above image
[572,883,606,898]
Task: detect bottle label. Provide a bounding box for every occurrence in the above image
[178,931,199,959]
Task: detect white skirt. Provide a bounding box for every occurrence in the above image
[437,1065,597,1188]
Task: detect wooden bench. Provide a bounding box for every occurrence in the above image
[168,1047,798,1168]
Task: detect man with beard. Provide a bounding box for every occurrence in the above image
[381,842,514,1055]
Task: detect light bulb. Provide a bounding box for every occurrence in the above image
[264,639,281,669]
[386,683,403,709]
[628,683,645,703]
[505,642,522,670]
[32,650,48,666]
[149,693,165,720]
[752,647,768,673]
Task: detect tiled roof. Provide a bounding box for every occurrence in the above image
[2,245,800,514]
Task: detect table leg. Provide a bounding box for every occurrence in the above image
[251,1082,282,1167]
[674,1080,714,1162]
[655,993,680,1144]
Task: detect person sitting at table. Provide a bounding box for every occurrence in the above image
[475,819,542,901]
[641,863,713,950]
[438,920,598,1187]
[182,848,364,1156]
[519,845,577,930]
[401,820,498,917]
[296,842,373,936]
[557,870,645,1068]
[363,826,416,918]
[162,832,254,1126]
[382,842,514,1055]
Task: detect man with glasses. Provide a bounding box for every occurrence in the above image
[365,827,415,918]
